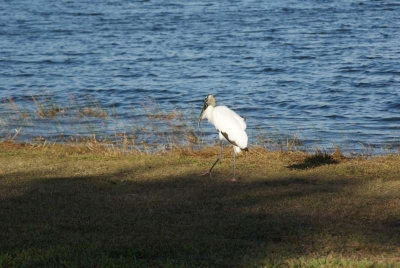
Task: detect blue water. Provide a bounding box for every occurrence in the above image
[1,0,400,154]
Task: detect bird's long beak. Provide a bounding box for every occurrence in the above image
[197,103,207,127]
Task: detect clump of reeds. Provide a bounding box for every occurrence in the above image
[0,93,204,154]
[253,125,303,152]
[32,95,66,119]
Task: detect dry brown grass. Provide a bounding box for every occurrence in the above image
[0,142,399,267]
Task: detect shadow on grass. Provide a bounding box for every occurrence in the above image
[0,169,399,267]
[287,153,339,170]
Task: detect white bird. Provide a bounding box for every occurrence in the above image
[198,94,248,181]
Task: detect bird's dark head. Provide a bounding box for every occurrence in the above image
[205,94,216,107]
[198,94,216,127]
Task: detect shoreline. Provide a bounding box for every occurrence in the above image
[2,95,399,156]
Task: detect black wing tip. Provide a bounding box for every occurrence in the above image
[243,147,249,152]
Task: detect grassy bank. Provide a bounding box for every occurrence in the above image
[0,142,399,267]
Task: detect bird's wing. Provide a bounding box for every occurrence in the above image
[215,106,246,129]
[213,106,248,149]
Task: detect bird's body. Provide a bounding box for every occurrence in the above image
[198,94,248,180]
[200,105,248,153]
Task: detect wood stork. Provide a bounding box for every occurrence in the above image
[198,94,248,181]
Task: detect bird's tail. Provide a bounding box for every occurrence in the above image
[235,146,249,154]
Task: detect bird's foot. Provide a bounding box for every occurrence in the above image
[200,170,212,177]
[230,178,237,182]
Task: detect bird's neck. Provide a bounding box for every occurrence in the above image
[204,105,215,124]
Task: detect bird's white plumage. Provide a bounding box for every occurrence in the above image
[201,105,248,153]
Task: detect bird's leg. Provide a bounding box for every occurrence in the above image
[231,148,237,181]
[208,144,222,172]
[201,140,222,177]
